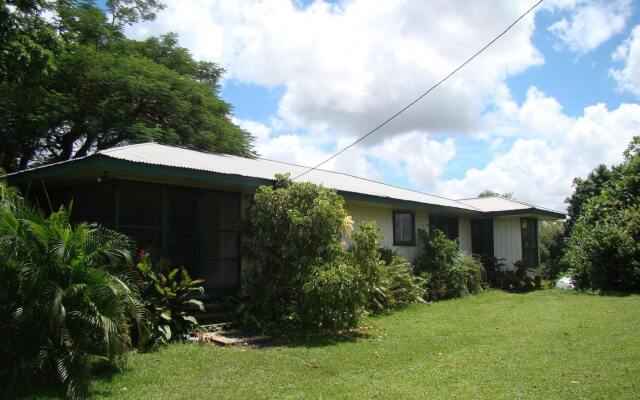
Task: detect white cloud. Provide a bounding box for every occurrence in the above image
[610,25,640,97]
[548,0,631,54]
[369,132,456,189]
[435,89,640,210]
[128,0,543,141]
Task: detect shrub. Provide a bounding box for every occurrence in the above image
[349,221,386,310]
[349,222,425,311]
[501,260,535,291]
[380,255,426,307]
[0,181,147,398]
[136,255,205,347]
[416,228,486,301]
[479,255,506,287]
[244,174,366,333]
[563,137,640,292]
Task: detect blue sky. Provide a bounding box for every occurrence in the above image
[128,0,640,210]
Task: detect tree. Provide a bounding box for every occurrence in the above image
[564,164,617,234]
[563,136,640,291]
[477,190,513,199]
[1,1,255,172]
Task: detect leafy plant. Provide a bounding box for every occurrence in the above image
[416,228,486,301]
[500,260,535,291]
[479,255,507,287]
[136,255,205,347]
[0,177,147,398]
[380,255,426,307]
[243,174,373,334]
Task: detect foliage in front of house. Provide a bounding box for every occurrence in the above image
[243,174,361,333]
[136,255,205,348]
[415,228,486,301]
[0,174,206,399]
[562,136,640,292]
[241,175,425,334]
[0,175,148,398]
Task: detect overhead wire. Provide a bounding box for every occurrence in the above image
[292,0,545,180]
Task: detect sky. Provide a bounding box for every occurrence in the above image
[126,0,640,212]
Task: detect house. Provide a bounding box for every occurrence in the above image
[7,142,565,293]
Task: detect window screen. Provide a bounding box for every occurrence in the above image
[393,211,416,245]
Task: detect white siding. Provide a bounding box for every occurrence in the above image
[458,217,472,255]
[493,216,522,270]
[345,202,428,262]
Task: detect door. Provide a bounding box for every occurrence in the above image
[471,219,494,258]
[521,217,539,267]
[200,191,241,290]
[168,188,199,271]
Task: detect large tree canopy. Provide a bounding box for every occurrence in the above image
[1,0,255,172]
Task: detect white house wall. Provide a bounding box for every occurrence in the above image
[345,202,428,262]
[493,216,522,270]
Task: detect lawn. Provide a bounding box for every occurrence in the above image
[22,290,640,399]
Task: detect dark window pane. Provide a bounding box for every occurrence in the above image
[393,211,415,245]
[429,216,459,241]
[119,181,163,227]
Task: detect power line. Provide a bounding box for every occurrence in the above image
[292,0,544,181]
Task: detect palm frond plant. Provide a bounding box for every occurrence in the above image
[0,177,148,398]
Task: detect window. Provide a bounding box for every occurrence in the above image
[429,215,459,241]
[521,217,539,267]
[393,211,415,245]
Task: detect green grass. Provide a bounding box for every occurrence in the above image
[23,290,640,399]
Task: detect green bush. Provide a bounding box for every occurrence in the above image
[416,228,486,301]
[136,255,205,347]
[0,178,147,398]
[349,222,425,311]
[479,255,506,287]
[244,174,366,333]
[380,255,426,307]
[563,137,640,292]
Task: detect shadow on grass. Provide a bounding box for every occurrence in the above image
[276,326,377,349]
[0,387,64,400]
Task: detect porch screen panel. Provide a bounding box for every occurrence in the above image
[64,183,114,226]
[118,181,164,258]
[201,191,240,289]
[168,188,199,271]
[521,217,539,267]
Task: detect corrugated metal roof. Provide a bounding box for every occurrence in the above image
[8,142,565,217]
[457,196,564,215]
[99,143,479,211]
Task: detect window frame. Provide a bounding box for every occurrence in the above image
[392,210,416,246]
